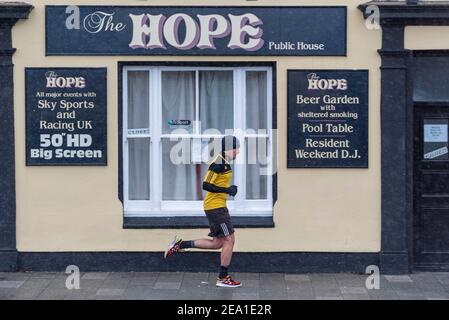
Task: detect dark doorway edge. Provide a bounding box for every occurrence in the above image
[0,2,33,272]
[358,1,449,273]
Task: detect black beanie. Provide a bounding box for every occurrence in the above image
[221,135,240,152]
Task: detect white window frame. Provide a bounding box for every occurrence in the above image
[123,65,274,218]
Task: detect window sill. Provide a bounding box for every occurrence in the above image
[123,216,274,229]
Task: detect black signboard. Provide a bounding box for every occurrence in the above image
[45,6,346,56]
[26,68,107,166]
[287,70,368,168]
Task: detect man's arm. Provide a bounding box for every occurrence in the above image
[202,182,232,194]
[202,163,237,196]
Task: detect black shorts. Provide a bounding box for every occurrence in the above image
[204,207,235,238]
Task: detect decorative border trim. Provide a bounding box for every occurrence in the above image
[359,1,449,26]
[0,2,33,20]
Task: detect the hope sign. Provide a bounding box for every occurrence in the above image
[46,6,347,56]
[129,13,263,51]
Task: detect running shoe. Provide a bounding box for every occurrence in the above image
[216,275,242,288]
[164,236,182,259]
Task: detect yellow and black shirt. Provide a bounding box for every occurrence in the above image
[203,154,233,211]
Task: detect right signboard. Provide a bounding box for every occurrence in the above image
[287,70,369,168]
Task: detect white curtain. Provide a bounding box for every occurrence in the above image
[128,138,150,200]
[246,72,268,200]
[127,71,149,130]
[200,71,233,133]
[162,71,195,133]
[246,71,267,130]
[246,138,268,200]
[162,140,205,200]
[162,71,233,200]
[162,72,200,200]
[127,71,150,200]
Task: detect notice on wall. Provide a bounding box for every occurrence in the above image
[424,124,448,143]
[423,119,449,160]
[287,70,368,168]
[26,68,107,166]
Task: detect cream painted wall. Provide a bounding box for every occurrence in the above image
[12,0,381,252]
[405,26,449,49]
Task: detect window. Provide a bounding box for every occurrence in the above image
[414,57,449,102]
[123,66,274,217]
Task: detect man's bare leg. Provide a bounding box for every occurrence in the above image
[220,234,235,268]
[193,238,224,250]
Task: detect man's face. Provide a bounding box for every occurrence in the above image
[228,148,240,160]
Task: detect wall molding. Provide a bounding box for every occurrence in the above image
[0,2,33,272]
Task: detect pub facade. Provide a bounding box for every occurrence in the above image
[1,0,449,274]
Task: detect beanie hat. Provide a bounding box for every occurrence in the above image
[221,135,240,152]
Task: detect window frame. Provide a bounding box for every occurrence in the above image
[122,65,274,218]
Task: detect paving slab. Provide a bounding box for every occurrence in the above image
[285,274,311,282]
[124,286,148,300]
[340,286,368,295]
[81,273,109,280]
[316,296,343,300]
[234,273,261,280]
[78,279,106,292]
[0,281,24,289]
[0,288,15,299]
[182,272,210,281]
[36,288,68,300]
[129,277,158,286]
[47,277,70,289]
[96,288,126,297]
[259,289,288,300]
[100,278,131,289]
[367,289,400,300]
[64,291,97,300]
[154,281,182,290]
[342,293,371,300]
[287,292,315,300]
[105,272,131,280]
[239,279,260,288]
[157,272,184,283]
[385,275,413,282]
[232,292,260,300]
[10,287,45,300]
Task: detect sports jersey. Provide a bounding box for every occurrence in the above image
[203,154,232,211]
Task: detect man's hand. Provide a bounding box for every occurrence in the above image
[228,185,238,197]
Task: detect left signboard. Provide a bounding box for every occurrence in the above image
[26,68,107,166]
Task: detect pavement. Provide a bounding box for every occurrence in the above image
[1,272,449,300]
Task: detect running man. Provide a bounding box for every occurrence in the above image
[164,135,242,288]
